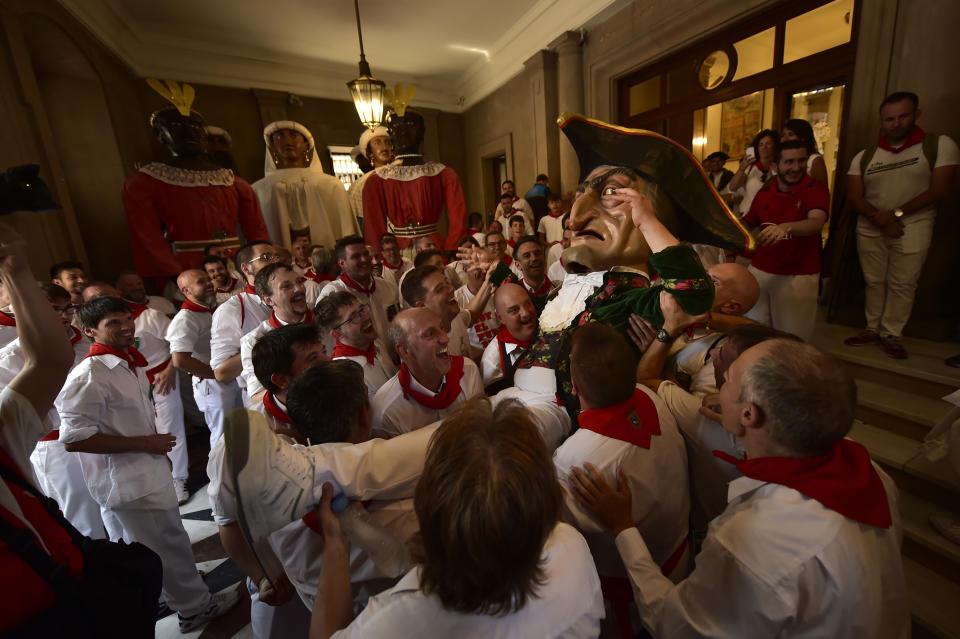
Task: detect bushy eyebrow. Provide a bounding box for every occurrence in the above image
[580,166,640,193]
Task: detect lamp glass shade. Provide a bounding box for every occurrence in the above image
[347,75,386,130]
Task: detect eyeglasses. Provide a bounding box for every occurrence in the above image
[246,253,277,265]
[52,304,79,316]
[335,304,370,330]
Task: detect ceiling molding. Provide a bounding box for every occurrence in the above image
[57,0,618,113]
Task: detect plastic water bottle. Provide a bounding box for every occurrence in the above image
[331,494,410,578]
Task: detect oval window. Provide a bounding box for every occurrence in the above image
[698,50,730,90]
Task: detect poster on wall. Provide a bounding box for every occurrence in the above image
[720,91,764,157]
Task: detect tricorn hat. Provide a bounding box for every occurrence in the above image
[559,113,753,252]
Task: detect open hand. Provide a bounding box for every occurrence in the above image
[755,224,789,246]
[569,463,634,536]
[626,313,657,353]
[152,364,176,396]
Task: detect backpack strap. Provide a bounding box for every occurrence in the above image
[860,144,877,175]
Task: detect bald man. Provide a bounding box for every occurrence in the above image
[370,308,483,438]
[480,283,539,389]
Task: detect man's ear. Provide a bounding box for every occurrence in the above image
[270,372,290,393]
[741,401,764,432]
[719,300,742,315]
[81,325,96,340]
[395,342,409,362]
[414,300,426,309]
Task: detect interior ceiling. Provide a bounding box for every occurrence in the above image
[58,0,620,113]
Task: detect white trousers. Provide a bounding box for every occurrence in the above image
[247,577,311,639]
[857,219,934,338]
[193,377,242,449]
[154,372,188,481]
[745,267,819,342]
[101,504,211,617]
[30,439,106,539]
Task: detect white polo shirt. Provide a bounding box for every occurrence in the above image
[133,308,172,375]
[210,290,271,370]
[58,352,176,510]
[371,357,483,439]
[538,213,565,245]
[166,304,214,366]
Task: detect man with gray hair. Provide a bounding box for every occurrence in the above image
[570,338,910,638]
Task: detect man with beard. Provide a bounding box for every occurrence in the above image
[50,261,88,307]
[378,232,412,287]
[742,140,829,342]
[115,270,176,316]
[204,255,243,304]
[480,283,539,390]
[512,236,557,313]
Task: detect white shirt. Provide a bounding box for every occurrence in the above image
[849,134,959,233]
[446,308,473,358]
[546,242,564,268]
[317,276,398,350]
[553,384,690,580]
[145,295,176,316]
[547,257,568,284]
[614,463,909,638]
[454,284,499,349]
[0,323,17,350]
[333,339,397,401]
[133,307,172,370]
[215,276,244,305]
[0,388,50,545]
[331,522,603,639]
[480,335,525,386]
[490,386,571,452]
[371,357,483,438]
[166,304,214,366]
[210,290,271,370]
[381,257,413,289]
[239,318,280,399]
[538,214,565,245]
[495,198,535,236]
[58,353,176,510]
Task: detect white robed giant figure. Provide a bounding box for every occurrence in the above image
[252,120,359,249]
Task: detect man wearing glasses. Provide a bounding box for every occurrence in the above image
[0,283,105,539]
[484,231,521,277]
[317,291,397,401]
[211,240,278,409]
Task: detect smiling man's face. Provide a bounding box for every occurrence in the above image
[563,165,652,272]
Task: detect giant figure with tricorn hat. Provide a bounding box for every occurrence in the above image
[252,120,359,250]
[459,113,754,407]
[122,79,269,282]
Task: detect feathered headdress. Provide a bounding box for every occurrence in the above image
[384,84,417,117]
[147,78,201,126]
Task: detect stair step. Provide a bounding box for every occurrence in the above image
[904,557,960,639]
[900,491,960,580]
[856,379,952,440]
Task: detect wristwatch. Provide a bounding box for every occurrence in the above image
[655,328,676,344]
[894,208,904,218]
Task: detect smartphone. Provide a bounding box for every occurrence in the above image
[744,146,756,161]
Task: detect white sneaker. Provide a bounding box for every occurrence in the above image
[177,587,241,633]
[173,478,189,505]
[224,408,316,544]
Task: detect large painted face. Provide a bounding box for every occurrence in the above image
[270,129,311,169]
[563,165,652,273]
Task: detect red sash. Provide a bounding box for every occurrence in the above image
[267,309,313,329]
[714,439,892,528]
[578,388,661,449]
[878,126,925,153]
[181,299,215,313]
[85,343,148,371]
[333,341,376,364]
[339,273,375,295]
[0,310,15,327]
[398,356,465,410]
[262,392,292,424]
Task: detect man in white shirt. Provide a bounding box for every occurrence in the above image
[845,91,959,359]
[290,234,313,278]
[167,268,237,450]
[239,262,313,400]
[0,283,104,539]
[310,397,604,638]
[570,339,910,639]
[512,236,558,313]
[316,290,396,401]
[378,233,412,288]
[400,264,493,360]
[371,308,483,438]
[481,283,538,389]
[49,260,88,306]
[204,255,243,304]
[537,193,566,247]
[547,221,573,282]
[211,240,278,406]
[115,270,177,316]
[59,296,240,631]
[454,258,500,351]
[316,235,398,343]
[495,188,535,235]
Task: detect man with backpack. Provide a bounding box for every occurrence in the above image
[844,91,958,358]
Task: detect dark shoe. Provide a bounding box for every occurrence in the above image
[844,330,879,347]
[880,335,908,359]
[946,354,960,368]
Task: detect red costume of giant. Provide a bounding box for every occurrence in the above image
[122,163,269,278]
[361,161,467,251]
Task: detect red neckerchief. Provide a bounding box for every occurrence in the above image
[0,310,15,327]
[502,255,513,267]
[523,277,552,297]
[181,299,215,313]
[69,326,83,345]
[878,126,925,153]
[303,269,333,283]
[397,356,465,410]
[262,392,292,424]
[127,301,149,319]
[242,283,257,295]
[548,210,564,218]
[380,255,401,270]
[267,309,314,329]
[714,439,892,528]
[333,340,376,364]
[578,388,661,449]
[507,239,517,248]
[496,324,531,349]
[85,342,148,371]
[216,277,238,293]
[339,273,375,295]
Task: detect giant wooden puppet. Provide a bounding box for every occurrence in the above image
[122,79,268,281]
[251,120,359,250]
[361,86,467,253]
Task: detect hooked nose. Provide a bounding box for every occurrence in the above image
[569,189,598,231]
